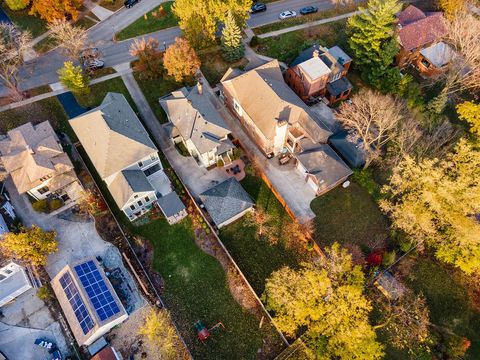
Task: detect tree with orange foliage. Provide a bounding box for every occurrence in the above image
[30,0,83,23]
[163,37,200,82]
[129,37,164,80]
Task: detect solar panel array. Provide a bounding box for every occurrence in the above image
[59,272,95,334]
[74,261,121,322]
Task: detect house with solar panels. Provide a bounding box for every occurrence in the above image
[51,258,128,346]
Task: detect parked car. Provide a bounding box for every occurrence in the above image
[299,6,318,15]
[279,10,297,19]
[124,0,139,8]
[250,3,267,13]
[84,59,105,71]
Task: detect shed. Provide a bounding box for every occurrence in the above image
[374,271,406,300]
[329,130,366,168]
[157,191,187,225]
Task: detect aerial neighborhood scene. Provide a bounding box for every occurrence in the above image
[0,0,478,357]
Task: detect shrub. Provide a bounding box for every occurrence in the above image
[249,36,259,47]
[32,199,49,213]
[49,199,63,211]
[5,0,30,10]
[352,169,382,201]
[232,148,241,160]
[217,159,224,168]
[37,285,51,300]
[382,250,396,267]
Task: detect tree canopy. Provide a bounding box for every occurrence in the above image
[163,37,200,82]
[221,10,245,62]
[172,0,251,48]
[381,140,480,274]
[347,0,401,92]
[129,37,164,79]
[30,0,83,23]
[138,308,179,359]
[456,101,480,137]
[0,225,58,266]
[263,243,384,359]
[58,61,90,95]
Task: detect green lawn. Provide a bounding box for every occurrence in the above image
[199,48,248,86]
[99,0,125,11]
[253,19,347,64]
[1,5,47,37]
[253,3,359,35]
[75,77,137,110]
[220,165,310,295]
[310,182,390,250]
[116,2,177,40]
[133,72,189,123]
[0,96,72,138]
[407,258,480,359]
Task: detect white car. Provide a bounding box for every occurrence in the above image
[279,10,297,19]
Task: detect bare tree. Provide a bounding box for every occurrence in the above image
[442,11,480,96]
[47,19,88,61]
[385,115,423,168]
[331,0,354,7]
[336,89,406,168]
[0,23,32,101]
[414,118,461,159]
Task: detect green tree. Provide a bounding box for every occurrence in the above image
[0,225,58,266]
[263,243,384,359]
[347,0,402,92]
[138,308,179,359]
[163,37,200,82]
[172,0,251,48]
[57,61,90,95]
[381,139,480,274]
[221,10,245,62]
[5,0,30,10]
[37,285,52,301]
[456,101,480,136]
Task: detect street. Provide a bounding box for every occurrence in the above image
[2,0,336,97]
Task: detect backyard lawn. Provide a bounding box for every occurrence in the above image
[1,5,47,37]
[310,182,390,250]
[116,1,177,40]
[253,19,348,64]
[220,165,311,295]
[75,77,137,110]
[199,48,248,86]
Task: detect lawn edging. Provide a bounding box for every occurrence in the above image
[71,143,193,359]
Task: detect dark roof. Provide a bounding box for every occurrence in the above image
[326,77,352,97]
[91,347,118,360]
[290,44,324,67]
[397,5,426,26]
[329,131,366,168]
[200,178,254,227]
[397,10,447,51]
[122,170,153,193]
[157,191,186,218]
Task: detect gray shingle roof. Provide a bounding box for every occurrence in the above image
[326,77,352,97]
[329,131,366,168]
[157,191,185,218]
[108,170,154,209]
[200,178,254,227]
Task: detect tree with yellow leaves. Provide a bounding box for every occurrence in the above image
[30,0,83,23]
[263,243,384,359]
[381,139,480,274]
[163,37,200,82]
[138,308,179,359]
[0,225,57,266]
[437,0,466,19]
[456,101,480,137]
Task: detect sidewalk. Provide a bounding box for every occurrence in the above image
[257,10,362,38]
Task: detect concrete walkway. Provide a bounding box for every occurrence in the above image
[257,10,362,38]
[84,0,114,21]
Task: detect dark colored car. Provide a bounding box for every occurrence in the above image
[124,0,139,8]
[251,3,267,13]
[299,6,318,15]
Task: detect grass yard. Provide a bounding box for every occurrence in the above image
[310,182,389,250]
[220,165,310,295]
[133,219,265,359]
[253,19,347,64]
[1,5,47,37]
[116,2,177,40]
[406,258,480,359]
[253,3,360,35]
[75,77,137,110]
[99,0,125,11]
[133,71,189,123]
[0,96,72,138]
[199,48,248,86]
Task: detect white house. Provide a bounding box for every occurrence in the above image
[160,83,235,168]
[70,93,181,221]
[0,121,83,203]
[0,262,33,307]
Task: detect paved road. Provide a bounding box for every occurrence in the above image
[1,0,342,97]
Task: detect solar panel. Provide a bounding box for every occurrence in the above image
[74,261,121,322]
[59,272,95,334]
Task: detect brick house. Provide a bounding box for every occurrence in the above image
[285,45,353,104]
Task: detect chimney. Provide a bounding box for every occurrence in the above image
[197,81,203,95]
[26,145,34,154]
[312,49,320,58]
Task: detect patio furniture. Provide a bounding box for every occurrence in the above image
[194,320,210,342]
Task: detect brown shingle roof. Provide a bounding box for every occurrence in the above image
[397,9,447,51]
[397,5,426,26]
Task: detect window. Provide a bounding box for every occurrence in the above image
[134,194,139,199]
[145,196,150,202]
[150,154,157,161]
[138,161,143,168]
[37,186,49,194]
[137,200,143,207]
[143,163,161,177]
[233,99,242,116]
[130,204,135,210]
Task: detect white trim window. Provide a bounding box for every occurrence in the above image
[233,99,243,116]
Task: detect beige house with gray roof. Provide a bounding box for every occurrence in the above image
[0,121,82,202]
[160,83,234,167]
[70,93,176,221]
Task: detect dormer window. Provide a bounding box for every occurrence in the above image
[233,99,242,116]
[138,161,143,168]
